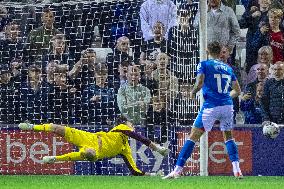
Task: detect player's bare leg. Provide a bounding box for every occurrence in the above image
[163,127,204,179]
[223,131,243,179]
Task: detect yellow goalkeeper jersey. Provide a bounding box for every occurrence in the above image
[96,123,133,159]
[64,123,143,175]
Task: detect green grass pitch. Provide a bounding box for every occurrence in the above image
[0,175,284,189]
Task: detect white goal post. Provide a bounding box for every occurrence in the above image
[199,0,208,177]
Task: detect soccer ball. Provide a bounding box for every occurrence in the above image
[262,122,280,139]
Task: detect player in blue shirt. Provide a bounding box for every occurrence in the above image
[163,41,243,179]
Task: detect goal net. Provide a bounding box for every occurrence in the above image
[0,0,200,176]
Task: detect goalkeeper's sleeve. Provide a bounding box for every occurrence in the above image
[121,148,145,176]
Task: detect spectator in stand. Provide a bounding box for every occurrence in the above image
[271,0,284,11]
[46,62,74,124]
[117,65,151,125]
[146,95,169,143]
[168,8,199,81]
[140,60,159,95]
[10,59,26,85]
[246,46,273,84]
[271,1,284,31]
[0,64,22,124]
[222,0,237,12]
[261,63,284,124]
[21,65,48,124]
[239,0,271,73]
[83,63,116,126]
[69,48,96,88]
[252,8,284,64]
[0,6,10,40]
[106,36,132,91]
[243,63,269,102]
[153,53,178,101]
[193,0,240,64]
[24,8,62,65]
[140,22,170,66]
[42,34,75,72]
[170,81,197,126]
[220,45,241,123]
[241,82,264,124]
[118,60,130,87]
[243,0,284,11]
[0,21,25,67]
[140,0,177,41]
[1,21,27,86]
[68,48,97,124]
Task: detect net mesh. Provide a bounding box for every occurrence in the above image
[0,1,200,175]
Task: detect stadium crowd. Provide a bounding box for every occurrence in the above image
[0,0,283,143]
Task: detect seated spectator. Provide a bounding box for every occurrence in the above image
[83,63,116,125]
[261,63,284,124]
[252,8,284,64]
[140,22,170,65]
[117,65,151,125]
[146,95,170,143]
[270,0,284,11]
[241,82,264,124]
[194,0,240,65]
[106,36,132,90]
[246,46,273,85]
[42,34,75,72]
[245,63,269,96]
[168,8,199,80]
[0,21,25,67]
[69,48,96,90]
[24,8,62,66]
[140,60,159,95]
[170,81,197,126]
[118,60,130,87]
[21,65,48,124]
[153,53,178,101]
[68,48,97,124]
[140,0,177,41]
[220,45,241,123]
[0,5,10,40]
[0,64,22,124]
[239,0,270,73]
[10,59,27,85]
[46,63,74,124]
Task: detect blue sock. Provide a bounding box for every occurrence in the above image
[225,139,239,162]
[176,140,195,167]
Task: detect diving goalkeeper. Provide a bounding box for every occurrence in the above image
[18,116,169,176]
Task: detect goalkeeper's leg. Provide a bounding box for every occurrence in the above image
[43,147,96,164]
[19,123,66,137]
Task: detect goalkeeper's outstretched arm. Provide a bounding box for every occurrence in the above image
[112,129,169,156]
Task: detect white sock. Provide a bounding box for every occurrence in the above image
[232,161,241,173]
[173,165,183,173]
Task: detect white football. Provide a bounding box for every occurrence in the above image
[263,122,280,139]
